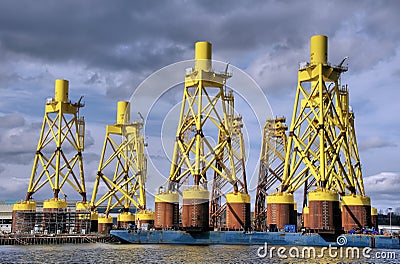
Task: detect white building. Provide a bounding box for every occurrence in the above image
[0,203,13,233]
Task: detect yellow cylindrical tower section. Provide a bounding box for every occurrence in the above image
[76,201,90,211]
[117,101,130,125]
[226,192,251,230]
[195,41,212,72]
[118,212,136,222]
[54,79,69,103]
[371,207,378,216]
[43,198,67,210]
[12,201,37,233]
[13,201,36,211]
[303,206,310,228]
[117,212,136,229]
[310,35,328,65]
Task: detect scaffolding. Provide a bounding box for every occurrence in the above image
[12,210,91,235]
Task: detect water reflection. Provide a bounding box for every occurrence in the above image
[0,244,398,264]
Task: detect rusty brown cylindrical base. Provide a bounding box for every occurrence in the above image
[309,201,341,232]
[182,201,209,230]
[117,221,134,229]
[341,196,372,232]
[117,212,135,229]
[267,203,296,231]
[266,193,296,231]
[155,202,179,229]
[98,222,113,233]
[371,215,378,230]
[182,187,209,231]
[98,216,113,234]
[137,219,154,229]
[226,202,251,230]
[371,207,378,230]
[308,191,341,233]
[225,192,251,230]
[135,210,155,230]
[154,191,179,229]
[342,205,371,231]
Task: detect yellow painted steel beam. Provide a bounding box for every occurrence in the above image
[26,79,86,201]
[280,35,364,197]
[168,42,239,187]
[91,101,147,215]
[254,118,288,231]
[165,42,247,230]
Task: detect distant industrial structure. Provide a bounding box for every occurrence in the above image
[9,35,380,242]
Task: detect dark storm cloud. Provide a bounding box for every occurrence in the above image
[0,0,187,72]
[1,0,399,88]
[0,113,25,128]
[0,2,374,69]
[0,0,399,206]
[0,118,41,164]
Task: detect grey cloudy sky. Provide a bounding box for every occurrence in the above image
[0,0,399,213]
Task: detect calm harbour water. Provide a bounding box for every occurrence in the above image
[0,243,399,264]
